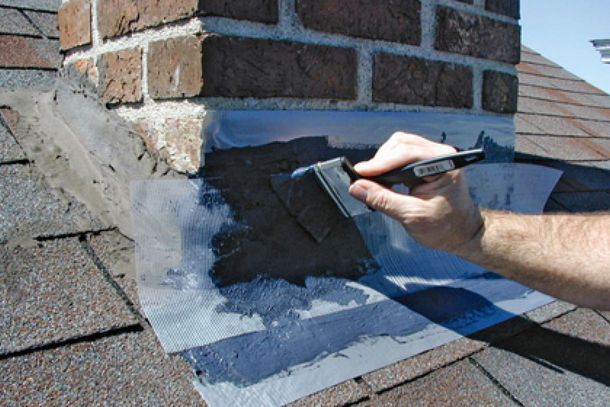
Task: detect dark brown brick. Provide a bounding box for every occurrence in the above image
[148,36,203,99]
[486,0,520,19]
[483,70,518,113]
[98,48,142,104]
[435,7,520,64]
[148,35,358,100]
[58,0,91,50]
[296,0,421,44]
[97,0,278,39]
[202,36,357,99]
[199,0,278,23]
[373,53,473,108]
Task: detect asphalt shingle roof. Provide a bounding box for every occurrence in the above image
[1,5,610,404]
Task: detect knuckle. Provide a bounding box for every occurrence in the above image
[368,190,391,212]
[390,131,417,144]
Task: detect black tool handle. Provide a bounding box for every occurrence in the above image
[342,148,485,188]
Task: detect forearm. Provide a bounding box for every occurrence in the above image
[454,210,610,310]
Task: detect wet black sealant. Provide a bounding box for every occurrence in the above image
[175,134,519,388]
[203,137,379,287]
[183,274,529,387]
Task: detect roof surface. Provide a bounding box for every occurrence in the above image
[1,4,610,405]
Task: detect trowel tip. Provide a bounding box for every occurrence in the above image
[290,165,314,180]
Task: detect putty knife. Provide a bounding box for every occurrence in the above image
[271,148,485,242]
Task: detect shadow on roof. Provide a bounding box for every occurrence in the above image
[402,285,610,387]
[516,152,610,213]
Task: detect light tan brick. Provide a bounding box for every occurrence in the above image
[58,0,91,50]
[98,48,142,104]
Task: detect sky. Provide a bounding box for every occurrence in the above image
[520,0,610,94]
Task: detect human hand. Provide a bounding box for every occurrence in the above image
[348,132,483,253]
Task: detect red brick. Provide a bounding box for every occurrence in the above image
[148,35,357,100]
[373,53,473,108]
[98,48,142,104]
[296,0,421,44]
[97,0,196,39]
[483,71,519,113]
[58,0,91,50]
[0,35,60,68]
[97,0,278,39]
[147,36,204,99]
[435,7,521,64]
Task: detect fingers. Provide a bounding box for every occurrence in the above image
[354,144,421,176]
[411,172,458,196]
[349,179,421,220]
[353,132,456,178]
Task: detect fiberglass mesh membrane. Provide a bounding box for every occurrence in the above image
[131,110,562,406]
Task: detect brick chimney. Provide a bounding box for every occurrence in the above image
[58,0,520,173]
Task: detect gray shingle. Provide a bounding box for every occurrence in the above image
[518,136,607,161]
[519,73,606,95]
[519,85,610,109]
[525,301,577,324]
[0,7,38,35]
[518,62,582,81]
[516,114,591,137]
[0,164,103,243]
[363,317,533,393]
[363,337,484,393]
[570,119,610,138]
[87,231,140,312]
[374,360,516,406]
[515,115,543,134]
[0,329,204,406]
[288,379,368,407]
[0,121,24,162]
[0,0,59,12]
[585,94,610,109]
[23,9,58,38]
[515,135,547,157]
[473,309,610,407]
[0,237,137,355]
[559,103,610,122]
[520,47,562,68]
[519,97,610,122]
[0,68,56,89]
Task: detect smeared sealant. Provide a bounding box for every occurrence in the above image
[183,274,529,387]
[216,276,369,327]
[470,130,514,162]
[204,137,379,286]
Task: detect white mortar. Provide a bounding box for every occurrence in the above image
[63,0,519,172]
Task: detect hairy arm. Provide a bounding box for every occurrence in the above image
[456,211,610,310]
[349,132,610,310]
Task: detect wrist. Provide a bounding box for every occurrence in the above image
[452,207,487,259]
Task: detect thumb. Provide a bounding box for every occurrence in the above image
[348,179,418,220]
